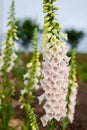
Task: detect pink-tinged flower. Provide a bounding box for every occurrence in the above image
[42,49,52,61]
[42,69,51,79]
[41,115,50,127]
[38,40,70,126]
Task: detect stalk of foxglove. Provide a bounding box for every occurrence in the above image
[67,49,78,123]
[20,28,40,130]
[21,28,41,100]
[38,0,70,127]
[62,49,78,130]
[0,0,18,77]
[0,0,18,129]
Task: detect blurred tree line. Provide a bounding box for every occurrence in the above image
[65,29,84,49]
[16,18,84,50]
[16,18,41,47]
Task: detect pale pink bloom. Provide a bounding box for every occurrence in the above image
[41,115,49,127]
[42,49,52,61]
[42,62,52,69]
[42,84,51,92]
[45,93,54,100]
[52,66,58,72]
[39,40,70,126]
[51,45,62,56]
[43,102,53,113]
[52,56,61,64]
[42,69,51,79]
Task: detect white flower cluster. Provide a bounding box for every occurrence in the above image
[67,82,78,123]
[0,44,5,70]
[7,51,17,72]
[0,39,18,75]
[32,61,41,90]
[22,54,41,95]
[38,40,70,126]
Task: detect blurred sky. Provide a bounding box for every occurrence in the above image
[0,0,87,52]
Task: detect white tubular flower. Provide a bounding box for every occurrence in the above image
[35,70,41,77]
[34,78,39,84]
[24,80,29,86]
[23,56,41,91]
[0,41,18,74]
[7,62,14,72]
[23,73,29,79]
[1,43,6,52]
[41,115,49,127]
[38,93,45,105]
[0,60,4,68]
[7,52,17,72]
[42,49,52,61]
[23,73,29,86]
[21,88,28,95]
[59,32,68,40]
[32,84,40,90]
[68,83,78,123]
[27,63,32,68]
[63,49,79,126]
[42,33,52,42]
[11,52,18,61]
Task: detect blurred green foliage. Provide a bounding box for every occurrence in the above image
[77,53,87,83]
[81,72,87,82]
